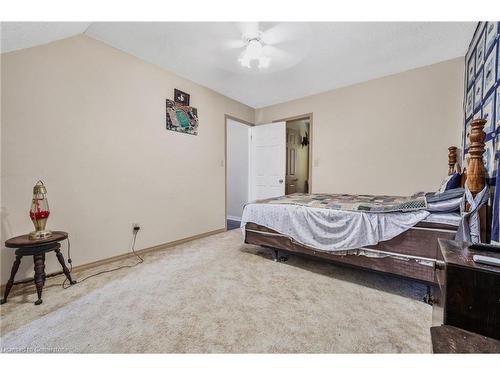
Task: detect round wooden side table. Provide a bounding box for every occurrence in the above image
[1,231,76,305]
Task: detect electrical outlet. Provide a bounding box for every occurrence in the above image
[133,223,141,232]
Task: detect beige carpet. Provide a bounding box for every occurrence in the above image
[0,229,432,353]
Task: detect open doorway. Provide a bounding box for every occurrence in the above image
[226,116,252,230]
[285,118,310,194]
[226,114,311,230]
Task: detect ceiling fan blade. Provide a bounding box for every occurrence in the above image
[223,39,246,49]
[236,22,260,39]
[262,45,293,63]
[261,22,309,45]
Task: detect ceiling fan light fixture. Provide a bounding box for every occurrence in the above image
[238,37,271,69]
[246,39,263,59]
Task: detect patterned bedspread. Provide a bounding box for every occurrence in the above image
[255,192,428,213]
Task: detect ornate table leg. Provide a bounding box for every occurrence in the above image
[0,254,23,304]
[55,248,76,285]
[33,253,46,305]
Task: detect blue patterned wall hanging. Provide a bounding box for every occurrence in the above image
[464,21,500,240]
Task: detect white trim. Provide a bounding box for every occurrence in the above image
[227,215,242,222]
[248,127,253,203]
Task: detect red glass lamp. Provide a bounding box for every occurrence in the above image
[29,180,52,240]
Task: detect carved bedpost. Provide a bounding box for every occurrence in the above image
[448,146,458,176]
[466,118,487,241]
[466,119,486,194]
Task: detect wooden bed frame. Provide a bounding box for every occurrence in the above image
[244,119,488,288]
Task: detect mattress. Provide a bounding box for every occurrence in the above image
[242,191,462,253]
[241,202,430,252]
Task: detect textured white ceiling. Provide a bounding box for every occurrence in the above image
[1,22,91,53]
[1,22,476,108]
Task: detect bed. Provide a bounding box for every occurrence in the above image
[242,119,488,291]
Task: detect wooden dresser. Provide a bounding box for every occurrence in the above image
[431,239,500,352]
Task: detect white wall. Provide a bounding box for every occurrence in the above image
[1,35,254,284]
[226,119,249,220]
[256,58,465,196]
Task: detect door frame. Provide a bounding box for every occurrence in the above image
[273,113,313,193]
[224,114,254,230]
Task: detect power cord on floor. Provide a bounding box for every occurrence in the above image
[62,229,143,289]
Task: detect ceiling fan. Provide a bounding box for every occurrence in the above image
[224,22,311,70]
[238,32,270,69]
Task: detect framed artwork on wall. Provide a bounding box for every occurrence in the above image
[174,89,190,106]
[166,99,199,135]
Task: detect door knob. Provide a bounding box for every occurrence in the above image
[279,179,284,183]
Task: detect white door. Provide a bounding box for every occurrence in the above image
[249,121,286,201]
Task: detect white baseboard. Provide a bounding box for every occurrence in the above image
[227,215,242,222]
